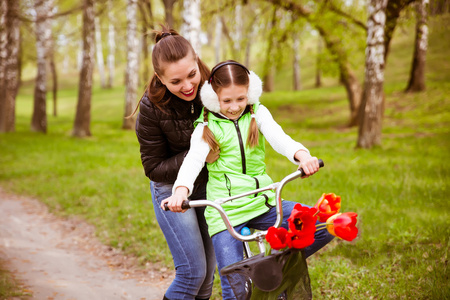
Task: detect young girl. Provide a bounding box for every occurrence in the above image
[161,61,334,300]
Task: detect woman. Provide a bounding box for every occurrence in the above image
[135,26,217,300]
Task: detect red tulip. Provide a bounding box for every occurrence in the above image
[314,193,341,222]
[288,230,315,249]
[266,227,290,250]
[287,203,317,237]
[326,212,358,241]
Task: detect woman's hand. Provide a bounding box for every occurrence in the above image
[160,186,189,213]
[294,150,320,178]
[205,149,220,164]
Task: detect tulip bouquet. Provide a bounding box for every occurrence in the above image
[250,193,358,299]
[266,193,358,251]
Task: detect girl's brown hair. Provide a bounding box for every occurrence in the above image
[202,61,259,150]
[131,25,210,115]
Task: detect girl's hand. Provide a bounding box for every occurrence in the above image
[160,186,189,213]
[205,149,220,164]
[294,150,320,178]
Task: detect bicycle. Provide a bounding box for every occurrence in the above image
[165,159,324,300]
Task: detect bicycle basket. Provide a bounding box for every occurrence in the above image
[221,248,312,300]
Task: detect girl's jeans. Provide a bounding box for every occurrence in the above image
[151,181,216,300]
[211,200,335,300]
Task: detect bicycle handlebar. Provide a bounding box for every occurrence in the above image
[164,159,324,242]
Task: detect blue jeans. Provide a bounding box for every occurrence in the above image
[211,200,335,300]
[151,181,216,300]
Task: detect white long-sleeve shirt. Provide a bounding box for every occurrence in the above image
[173,104,309,196]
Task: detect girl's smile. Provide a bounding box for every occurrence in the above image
[217,84,249,120]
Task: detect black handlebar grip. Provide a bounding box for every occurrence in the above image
[299,158,324,176]
[318,159,324,168]
[163,200,191,211]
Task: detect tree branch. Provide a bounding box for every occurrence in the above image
[325,0,367,31]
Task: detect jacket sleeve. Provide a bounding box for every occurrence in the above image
[135,95,187,183]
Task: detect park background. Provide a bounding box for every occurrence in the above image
[0,0,449,299]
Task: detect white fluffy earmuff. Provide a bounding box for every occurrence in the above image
[200,71,263,113]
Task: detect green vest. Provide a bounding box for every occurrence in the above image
[195,103,276,236]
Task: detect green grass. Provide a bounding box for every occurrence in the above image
[1,15,449,300]
[0,260,31,299]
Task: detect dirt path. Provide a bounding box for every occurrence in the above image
[0,188,173,300]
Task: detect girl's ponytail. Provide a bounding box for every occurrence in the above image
[201,109,220,152]
[247,105,259,148]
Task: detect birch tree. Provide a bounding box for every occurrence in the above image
[123,0,139,130]
[95,16,106,88]
[405,0,429,92]
[107,0,115,88]
[357,0,388,148]
[0,0,8,129]
[32,0,54,133]
[73,0,95,137]
[0,0,20,133]
[139,0,154,85]
[181,0,201,56]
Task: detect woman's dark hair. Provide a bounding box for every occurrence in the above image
[148,26,210,110]
[131,25,210,115]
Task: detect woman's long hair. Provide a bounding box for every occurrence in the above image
[131,25,210,115]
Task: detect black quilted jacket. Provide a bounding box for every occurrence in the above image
[135,90,208,192]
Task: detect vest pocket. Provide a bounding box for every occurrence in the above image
[224,174,232,197]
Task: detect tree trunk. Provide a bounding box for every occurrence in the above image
[49,38,58,117]
[139,0,154,86]
[316,25,362,127]
[32,0,53,133]
[73,0,95,137]
[429,0,450,14]
[384,0,415,61]
[95,16,106,89]
[162,0,176,29]
[0,0,8,130]
[315,37,322,88]
[181,0,201,56]
[107,0,115,88]
[263,8,277,92]
[215,16,222,64]
[357,0,388,149]
[0,0,20,133]
[293,33,301,91]
[341,68,363,127]
[123,0,139,130]
[234,4,242,57]
[405,0,428,92]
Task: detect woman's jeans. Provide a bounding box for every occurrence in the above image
[151,181,216,300]
[211,200,335,300]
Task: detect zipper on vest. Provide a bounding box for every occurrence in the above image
[233,120,247,174]
[224,174,232,197]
